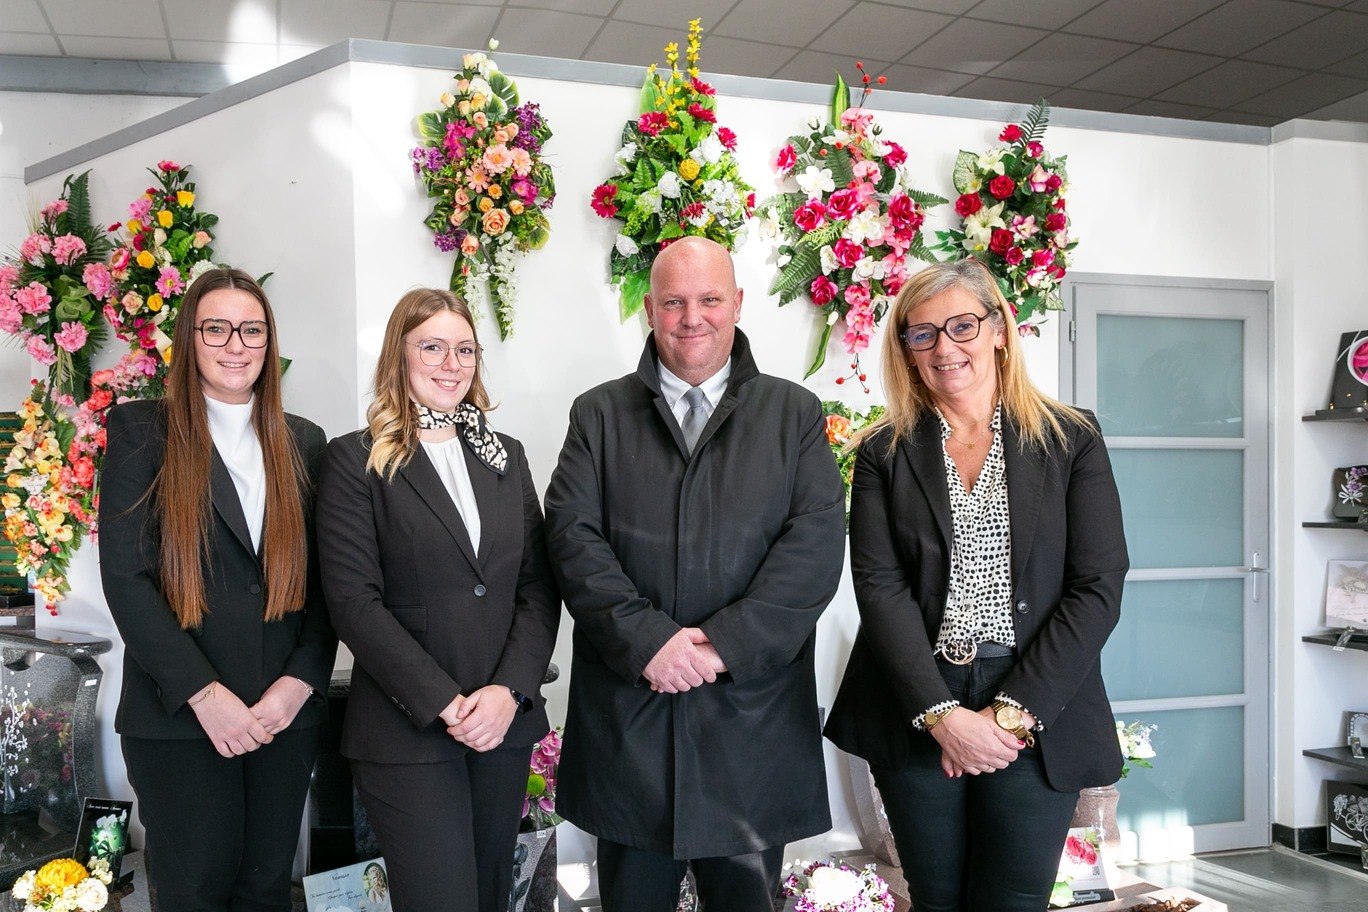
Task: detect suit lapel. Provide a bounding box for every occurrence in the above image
[399,445,483,578]
[209,447,257,561]
[1003,419,1046,586]
[462,438,499,564]
[900,413,953,553]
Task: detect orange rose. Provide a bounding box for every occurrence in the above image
[487,184,502,199]
[477,197,494,213]
[508,199,524,215]
[825,414,852,446]
[482,208,510,236]
[460,234,480,256]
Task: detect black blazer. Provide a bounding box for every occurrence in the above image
[316,429,560,763]
[824,409,1129,792]
[99,399,336,739]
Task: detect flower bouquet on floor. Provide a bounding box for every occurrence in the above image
[932,101,1075,335]
[9,856,112,911]
[590,19,754,320]
[0,172,112,399]
[104,160,219,397]
[411,41,555,340]
[758,65,944,381]
[782,860,894,912]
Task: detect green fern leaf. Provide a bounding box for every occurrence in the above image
[768,245,822,304]
[826,146,854,187]
[907,188,948,208]
[1022,99,1050,144]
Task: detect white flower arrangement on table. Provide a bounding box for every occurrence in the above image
[782,859,894,912]
[1117,720,1157,778]
[10,857,112,911]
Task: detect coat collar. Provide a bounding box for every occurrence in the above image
[635,328,761,460]
[210,447,258,560]
[397,438,492,578]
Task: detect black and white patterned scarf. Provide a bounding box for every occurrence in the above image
[414,402,507,475]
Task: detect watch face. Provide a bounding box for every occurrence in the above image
[996,704,1023,728]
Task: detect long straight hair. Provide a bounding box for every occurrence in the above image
[157,267,308,628]
[856,258,1088,453]
[366,288,490,480]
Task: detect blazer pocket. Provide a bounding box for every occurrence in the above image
[389,605,427,633]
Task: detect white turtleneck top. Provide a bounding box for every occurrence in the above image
[205,395,265,551]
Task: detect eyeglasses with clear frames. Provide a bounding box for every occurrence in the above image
[196,319,270,348]
[409,340,482,368]
[900,311,991,351]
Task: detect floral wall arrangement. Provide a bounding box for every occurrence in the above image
[759,66,944,382]
[412,42,555,340]
[591,19,754,320]
[933,101,1075,335]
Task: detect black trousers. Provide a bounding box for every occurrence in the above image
[122,726,322,912]
[597,840,786,912]
[350,744,531,912]
[872,655,1078,912]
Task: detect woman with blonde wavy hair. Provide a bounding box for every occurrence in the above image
[315,287,559,912]
[825,258,1129,912]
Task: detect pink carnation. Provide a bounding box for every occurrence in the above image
[19,233,51,265]
[15,282,52,315]
[157,160,181,172]
[53,321,89,353]
[25,334,56,366]
[40,199,68,220]
[840,106,875,134]
[0,264,18,293]
[82,263,114,299]
[128,196,153,222]
[0,297,22,334]
[155,266,184,297]
[51,234,87,266]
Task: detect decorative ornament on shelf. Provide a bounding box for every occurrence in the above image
[823,399,885,520]
[412,40,555,341]
[105,160,219,399]
[0,171,112,400]
[932,101,1076,335]
[9,856,112,911]
[781,859,894,912]
[590,19,755,321]
[760,64,944,382]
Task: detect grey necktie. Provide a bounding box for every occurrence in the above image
[680,387,709,454]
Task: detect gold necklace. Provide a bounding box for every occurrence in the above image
[948,417,992,450]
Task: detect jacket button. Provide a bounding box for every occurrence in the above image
[249,583,262,595]
[1016,600,1029,614]
[474,584,487,597]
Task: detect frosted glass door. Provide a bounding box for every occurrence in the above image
[1069,277,1270,855]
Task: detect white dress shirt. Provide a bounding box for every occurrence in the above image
[205,395,265,552]
[420,434,482,553]
[658,359,732,426]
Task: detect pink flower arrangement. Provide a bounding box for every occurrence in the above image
[758,64,944,383]
[782,860,893,912]
[522,727,563,831]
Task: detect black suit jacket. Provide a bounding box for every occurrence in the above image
[316,429,560,763]
[824,409,1129,792]
[99,399,336,739]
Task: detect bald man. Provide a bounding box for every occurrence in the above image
[545,238,846,911]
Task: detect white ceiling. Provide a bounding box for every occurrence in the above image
[5,0,1368,125]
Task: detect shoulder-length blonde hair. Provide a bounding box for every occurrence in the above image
[157,267,308,629]
[857,258,1088,453]
[366,288,490,479]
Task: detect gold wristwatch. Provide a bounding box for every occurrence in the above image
[992,701,1036,747]
[922,705,956,731]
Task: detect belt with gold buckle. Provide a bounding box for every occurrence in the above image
[938,639,977,665]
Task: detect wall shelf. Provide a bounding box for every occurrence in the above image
[1303,521,1368,530]
[1304,746,1368,773]
[1303,633,1368,651]
[1303,407,1368,422]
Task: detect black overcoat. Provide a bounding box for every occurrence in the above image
[824,410,1129,791]
[99,399,336,738]
[543,329,846,859]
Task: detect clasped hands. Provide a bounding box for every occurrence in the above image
[190,676,313,758]
[930,706,1036,778]
[441,685,518,752]
[643,627,727,694]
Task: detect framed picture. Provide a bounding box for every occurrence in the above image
[302,857,392,912]
[1325,561,1368,629]
[1327,781,1368,856]
[72,798,132,881]
[1329,331,1368,411]
[1333,467,1367,521]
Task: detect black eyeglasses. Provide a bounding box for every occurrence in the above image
[901,311,991,351]
[197,319,269,348]
[409,340,482,368]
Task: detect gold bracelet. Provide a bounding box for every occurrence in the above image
[188,681,217,707]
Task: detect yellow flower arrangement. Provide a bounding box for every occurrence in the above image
[176,189,195,207]
[10,855,111,911]
[135,250,155,269]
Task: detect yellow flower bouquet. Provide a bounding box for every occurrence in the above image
[9,856,112,911]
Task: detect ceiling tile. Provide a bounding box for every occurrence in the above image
[1327,47,1368,78]
[510,0,617,14]
[692,35,797,78]
[1077,46,1222,96]
[1063,0,1224,44]
[772,49,890,84]
[1241,10,1368,67]
[1154,0,1324,57]
[163,0,277,43]
[1347,0,1368,9]
[584,20,688,68]
[953,75,1061,105]
[42,0,164,38]
[1232,71,1368,116]
[60,35,171,59]
[965,0,1103,29]
[0,31,61,55]
[494,8,603,59]
[987,31,1137,86]
[811,2,954,63]
[1207,111,1280,126]
[903,18,1049,75]
[714,0,854,50]
[1122,98,1219,119]
[1304,85,1368,118]
[1156,58,1302,108]
[170,39,279,65]
[279,0,390,46]
[0,0,50,33]
[390,3,500,46]
[879,62,976,95]
[880,0,979,12]
[1047,86,1138,112]
[611,0,736,28]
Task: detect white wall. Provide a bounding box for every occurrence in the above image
[1271,133,1368,829]
[13,53,1288,872]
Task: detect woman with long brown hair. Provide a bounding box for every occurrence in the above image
[99,267,334,912]
[315,288,559,912]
